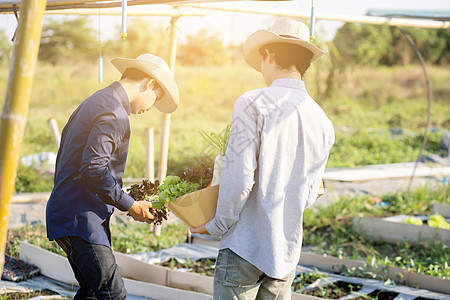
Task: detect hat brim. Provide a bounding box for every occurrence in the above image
[111,57,179,114]
[243,30,328,72]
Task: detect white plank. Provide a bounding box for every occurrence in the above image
[19,242,213,299]
[323,162,450,182]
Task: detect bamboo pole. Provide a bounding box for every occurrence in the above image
[180,3,450,29]
[47,117,61,149]
[157,9,179,184]
[154,7,179,237]
[146,127,155,181]
[0,0,47,277]
[146,127,155,234]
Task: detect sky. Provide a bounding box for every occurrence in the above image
[1,0,449,46]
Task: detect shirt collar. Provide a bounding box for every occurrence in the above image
[270,78,306,91]
[110,81,131,115]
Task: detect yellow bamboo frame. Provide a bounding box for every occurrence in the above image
[0,0,47,275]
[157,6,179,184]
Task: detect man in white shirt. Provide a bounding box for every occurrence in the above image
[191,18,335,299]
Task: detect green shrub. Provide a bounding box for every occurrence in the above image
[14,164,53,193]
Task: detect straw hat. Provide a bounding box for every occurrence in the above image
[111,54,179,114]
[243,18,327,72]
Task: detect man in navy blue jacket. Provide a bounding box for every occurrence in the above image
[46,54,179,299]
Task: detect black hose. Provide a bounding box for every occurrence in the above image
[396,27,432,191]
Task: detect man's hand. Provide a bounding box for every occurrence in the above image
[128,201,154,224]
[189,224,210,235]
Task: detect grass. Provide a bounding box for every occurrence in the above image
[6,221,189,259]
[0,290,58,300]
[6,185,449,281]
[2,60,449,286]
[111,221,189,253]
[303,184,450,279]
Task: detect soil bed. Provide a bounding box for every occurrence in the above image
[157,258,216,277]
[300,280,362,298]
[2,289,59,300]
[359,290,400,300]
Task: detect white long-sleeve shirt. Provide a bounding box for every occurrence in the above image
[205,78,335,279]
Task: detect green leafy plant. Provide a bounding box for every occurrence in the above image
[200,123,231,155]
[6,224,65,258]
[14,163,53,193]
[303,185,450,280]
[127,180,170,225]
[176,165,213,189]
[404,216,423,226]
[155,176,200,210]
[291,271,327,291]
[158,258,216,277]
[428,214,450,229]
[111,222,188,253]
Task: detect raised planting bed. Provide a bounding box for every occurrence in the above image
[19,241,450,300]
[292,266,450,300]
[157,258,216,277]
[0,289,60,300]
[353,215,450,246]
[299,251,450,295]
[19,241,213,299]
[190,232,450,294]
[433,202,450,218]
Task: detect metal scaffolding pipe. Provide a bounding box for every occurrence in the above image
[0,0,47,276]
[0,0,213,12]
[38,8,205,16]
[181,3,450,29]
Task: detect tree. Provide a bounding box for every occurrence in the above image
[177,29,232,65]
[332,23,448,66]
[103,19,170,60]
[39,17,97,64]
[0,30,13,65]
[332,23,392,66]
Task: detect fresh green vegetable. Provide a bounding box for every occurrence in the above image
[404,216,423,226]
[154,175,200,209]
[428,214,450,230]
[200,123,231,155]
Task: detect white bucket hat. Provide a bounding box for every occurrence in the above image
[243,18,327,72]
[111,54,179,114]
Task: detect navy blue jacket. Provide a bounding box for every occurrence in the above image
[46,82,135,247]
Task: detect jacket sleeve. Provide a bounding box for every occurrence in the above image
[79,111,134,211]
[205,96,260,237]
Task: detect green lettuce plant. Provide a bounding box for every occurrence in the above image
[404,216,423,226]
[154,175,200,210]
[428,214,450,229]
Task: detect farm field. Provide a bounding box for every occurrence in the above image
[1,60,449,191]
[1,59,449,297]
[6,184,450,292]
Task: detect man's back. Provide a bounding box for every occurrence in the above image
[211,78,334,278]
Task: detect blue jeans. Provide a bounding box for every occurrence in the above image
[56,236,126,300]
[213,249,295,300]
